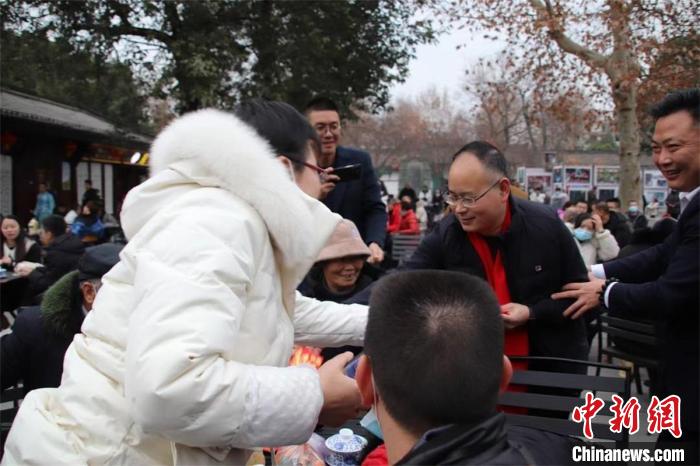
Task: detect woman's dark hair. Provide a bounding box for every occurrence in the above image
[1,214,28,260]
[235,99,320,173]
[451,141,508,177]
[574,212,593,229]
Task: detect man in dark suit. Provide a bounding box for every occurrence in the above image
[555,89,699,461]
[305,97,387,264]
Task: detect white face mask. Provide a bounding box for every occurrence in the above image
[360,375,384,439]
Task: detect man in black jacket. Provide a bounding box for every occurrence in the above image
[593,201,632,248]
[355,271,578,465]
[555,89,699,462]
[81,179,102,207]
[14,215,85,299]
[305,97,387,264]
[401,141,589,367]
[2,243,122,394]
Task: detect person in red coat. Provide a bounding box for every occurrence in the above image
[387,196,420,235]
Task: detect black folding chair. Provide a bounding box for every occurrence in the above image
[499,356,631,447]
[1,385,24,453]
[390,234,422,265]
[597,312,660,395]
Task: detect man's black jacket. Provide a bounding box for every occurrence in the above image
[604,211,632,249]
[397,413,579,465]
[403,196,589,363]
[26,233,84,297]
[2,272,85,394]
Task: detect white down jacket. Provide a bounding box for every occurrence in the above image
[3,110,368,465]
[576,229,620,268]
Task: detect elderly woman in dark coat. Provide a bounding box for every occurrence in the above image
[299,219,383,360]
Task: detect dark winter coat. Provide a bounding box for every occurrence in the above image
[397,413,579,465]
[1,271,85,394]
[401,196,590,367]
[26,233,85,297]
[603,211,632,249]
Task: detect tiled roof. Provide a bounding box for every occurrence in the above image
[0,88,151,145]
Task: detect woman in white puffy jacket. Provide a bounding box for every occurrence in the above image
[3,101,368,465]
[572,212,620,268]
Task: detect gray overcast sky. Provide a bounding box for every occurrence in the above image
[390,27,505,105]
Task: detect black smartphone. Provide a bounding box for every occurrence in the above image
[333,164,362,183]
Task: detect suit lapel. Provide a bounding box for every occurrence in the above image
[678,191,699,225]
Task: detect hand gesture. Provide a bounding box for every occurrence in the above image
[501,303,530,329]
[317,352,362,427]
[551,277,605,319]
[591,214,604,233]
[14,261,40,277]
[319,168,339,200]
[366,243,384,264]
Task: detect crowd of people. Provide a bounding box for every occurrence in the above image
[0,89,697,465]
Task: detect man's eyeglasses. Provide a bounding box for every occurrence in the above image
[444,179,502,208]
[314,123,340,135]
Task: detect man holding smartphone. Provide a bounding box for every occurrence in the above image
[305,97,387,264]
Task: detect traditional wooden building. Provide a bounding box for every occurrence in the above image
[0,88,152,225]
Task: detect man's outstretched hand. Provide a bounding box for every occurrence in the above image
[552,276,605,320]
[317,352,362,427]
[367,243,384,264]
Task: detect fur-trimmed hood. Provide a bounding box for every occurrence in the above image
[120,109,341,306]
[40,270,84,338]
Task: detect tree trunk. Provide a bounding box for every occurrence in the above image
[520,90,539,153]
[611,81,641,209]
[607,0,642,209]
[541,114,548,150]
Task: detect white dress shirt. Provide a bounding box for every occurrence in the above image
[592,185,699,307]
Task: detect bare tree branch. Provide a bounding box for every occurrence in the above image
[529,0,609,69]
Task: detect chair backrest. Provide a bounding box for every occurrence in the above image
[391,234,422,264]
[597,312,661,375]
[1,385,24,451]
[599,313,659,347]
[499,356,631,447]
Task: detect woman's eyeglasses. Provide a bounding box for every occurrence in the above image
[292,159,325,174]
